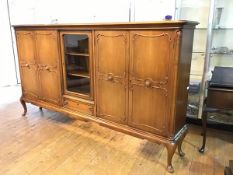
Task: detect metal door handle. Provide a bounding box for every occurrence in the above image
[107,73,113,81]
[145,79,152,87]
[21,64,30,68]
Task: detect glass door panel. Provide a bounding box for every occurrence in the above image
[176,0,233,122]
[207,0,233,124]
[62,34,91,96]
[176,0,210,118]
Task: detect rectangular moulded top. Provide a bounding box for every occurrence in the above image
[13,20,199,30]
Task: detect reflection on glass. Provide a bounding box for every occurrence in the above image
[63,34,90,95]
[187,53,204,118]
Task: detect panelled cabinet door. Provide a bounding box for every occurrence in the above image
[35,31,62,105]
[95,31,129,124]
[16,31,39,100]
[129,31,174,136]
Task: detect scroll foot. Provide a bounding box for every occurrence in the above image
[167,165,174,173]
[20,96,27,116]
[166,143,176,173]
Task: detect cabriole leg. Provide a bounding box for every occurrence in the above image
[166,143,177,173]
[165,127,187,173]
[20,96,27,116]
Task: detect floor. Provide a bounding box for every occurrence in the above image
[0,85,232,175]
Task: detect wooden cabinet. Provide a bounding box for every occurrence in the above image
[14,21,198,173]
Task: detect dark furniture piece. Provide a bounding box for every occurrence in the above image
[199,67,233,153]
[225,160,233,175]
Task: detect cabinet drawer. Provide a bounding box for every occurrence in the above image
[63,98,93,115]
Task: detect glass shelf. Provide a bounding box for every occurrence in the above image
[196,27,233,30]
[176,0,233,122]
[210,54,233,69]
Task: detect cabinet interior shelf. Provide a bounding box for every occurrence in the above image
[192,51,233,55]
[67,71,90,78]
[211,53,233,56]
[196,27,233,30]
[66,52,89,57]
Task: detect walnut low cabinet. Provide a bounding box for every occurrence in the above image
[14,21,198,173]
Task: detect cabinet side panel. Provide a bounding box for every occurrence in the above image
[174,28,195,134]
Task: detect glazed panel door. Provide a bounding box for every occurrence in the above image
[35,31,62,105]
[129,30,174,136]
[16,31,39,100]
[60,32,93,99]
[95,31,129,124]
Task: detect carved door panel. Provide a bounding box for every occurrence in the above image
[16,31,39,99]
[95,31,129,124]
[35,31,62,105]
[129,31,174,136]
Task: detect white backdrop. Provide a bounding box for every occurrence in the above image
[0,0,17,86]
[8,0,175,24]
[0,0,176,86]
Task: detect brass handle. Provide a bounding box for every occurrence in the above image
[21,64,30,68]
[107,73,113,81]
[145,79,151,87]
[45,66,51,71]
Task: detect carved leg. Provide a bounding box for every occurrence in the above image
[178,140,185,157]
[199,110,207,153]
[166,143,177,173]
[20,96,27,116]
[39,107,42,111]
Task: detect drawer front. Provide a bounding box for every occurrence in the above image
[207,89,233,109]
[63,98,93,115]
